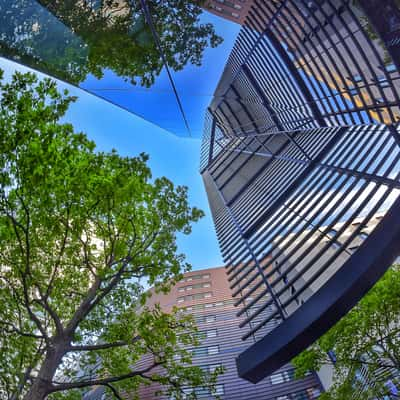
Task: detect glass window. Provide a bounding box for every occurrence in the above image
[271,373,284,385]
[200,363,222,373]
[196,329,217,339]
[358,231,368,240]
[213,384,224,395]
[206,329,217,338]
[178,383,224,398]
[377,76,390,88]
[312,388,321,397]
[270,369,295,384]
[208,346,219,355]
[192,346,219,357]
[194,387,210,396]
[179,281,212,291]
[289,387,320,400]
[192,347,208,357]
[385,63,396,73]
[351,74,363,83]
[196,315,216,324]
[347,85,358,95]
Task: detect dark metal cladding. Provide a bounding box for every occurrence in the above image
[200,0,400,383]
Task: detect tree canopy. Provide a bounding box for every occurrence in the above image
[0,70,222,400]
[293,265,400,400]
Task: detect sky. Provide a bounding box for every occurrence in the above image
[80,12,240,137]
[0,10,240,270]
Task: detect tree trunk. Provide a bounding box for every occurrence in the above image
[23,339,69,400]
[23,380,50,400]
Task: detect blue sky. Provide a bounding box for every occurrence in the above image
[0,11,239,270]
[79,12,239,137]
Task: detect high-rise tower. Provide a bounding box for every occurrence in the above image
[201,0,400,383]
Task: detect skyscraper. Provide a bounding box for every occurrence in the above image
[200,0,400,383]
[82,214,395,399]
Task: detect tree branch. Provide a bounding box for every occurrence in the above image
[48,362,160,393]
[69,336,140,352]
[33,298,64,336]
[0,320,44,339]
[103,383,123,400]
[20,275,49,342]
[44,206,71,301]
[64,258,130,335]
[10,344,46,400]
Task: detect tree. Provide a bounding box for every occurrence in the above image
[1,0,222,87]
[0,70,222,400]
[0,0,90,84]
[293,265,400,400]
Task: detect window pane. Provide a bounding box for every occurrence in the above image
[208,346,219,355]
[207,329,217,338]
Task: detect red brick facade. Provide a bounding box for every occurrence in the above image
[203,0,254,24]
[140,266,322,399]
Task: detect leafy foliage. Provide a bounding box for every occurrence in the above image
[1,0,222,86]
[0,70,222,400]
[293,265,400,400]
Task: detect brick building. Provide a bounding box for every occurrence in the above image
[204,0,254,24]
[140,266,322,399]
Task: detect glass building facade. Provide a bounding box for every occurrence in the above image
[201,0,400,383]
[0,0,216,136]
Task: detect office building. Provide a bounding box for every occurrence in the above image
[200,0,400,383]
[204,0,254,24]
[139,266,323,399]
[83,215,397,399]
[82,266,322,400]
